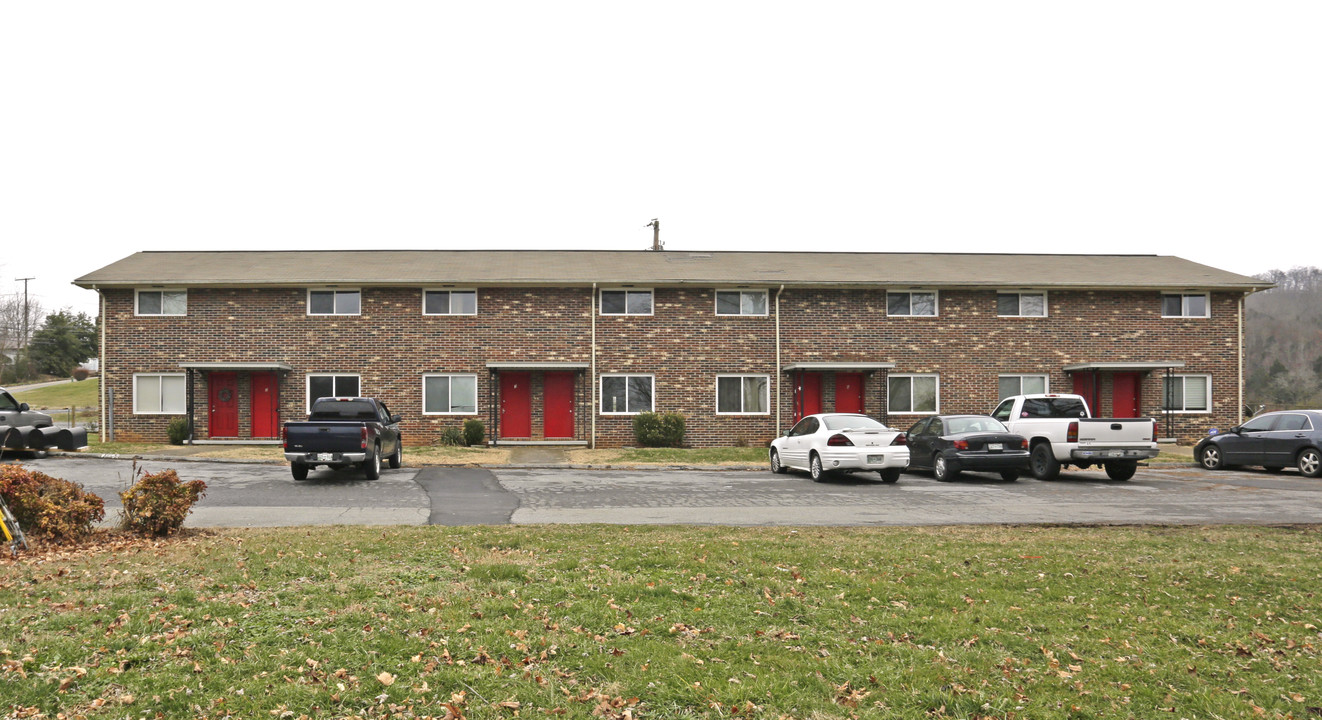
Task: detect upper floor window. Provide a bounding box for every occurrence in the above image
[307,373,361,411]
[136,290,187,316]
[1162,293,1208,318]
[308,289,361,316]
[999,374,1049,399]
[715,290,768,316]
[887,291,937,317]
[423,289,477,315]
[423,374,478,414]
[716,375,769,414]
[601,374,654,414]
[134,373,186,414]
[1163,374,1210,413]
[600,289,653,316]
[888,373,939,414]
[997,292,1047,317]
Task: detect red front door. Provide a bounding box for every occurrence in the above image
[1112,372,1142,418]
[795,373,822,421]
[544,372,575,438]
[251,372,279,438]
[500,372,531,438]
[835,373,865,414]
[1072,372,1099,416]
[209,372,238,437]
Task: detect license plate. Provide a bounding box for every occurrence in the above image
[317,453,334,462]
[988,443,1003,451]
[867,455,884,464]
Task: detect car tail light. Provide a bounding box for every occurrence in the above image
[1019,438,1029,450]
[361,426,369,450]
[952,439,969,450]
[827,434,854,447]
[1152,419,1159,441]
[890,434,907,446]
[1067,421,1078,443]
[282,425,288,451]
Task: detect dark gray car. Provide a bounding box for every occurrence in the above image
[1194,410,1322,477]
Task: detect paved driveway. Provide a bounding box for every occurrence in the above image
[14,456,1322,527]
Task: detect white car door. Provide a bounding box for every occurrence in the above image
[784,417,818,468]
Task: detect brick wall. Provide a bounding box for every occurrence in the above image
[100,286,1243,446]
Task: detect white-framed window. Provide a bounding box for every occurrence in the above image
[600,374,654,414]
[133,373,186,414]
[306,374,361,411]
[715,374,769,414]
[135,289,187,316]
[423,289,478,315]
[1163,374,1211,413]
[888,374,939,414]
[307,289,361,316]
[1162,293,1209,318]
[600,289,654,316]
[422,374,478,414]
[886,291,938,317]
[999,374,1049,399]
[714,290,768,316]
[997,292,1047,317]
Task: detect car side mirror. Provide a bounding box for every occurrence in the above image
[1229,425,1241,434]
[390,414,402,424]
[18,402,28,411]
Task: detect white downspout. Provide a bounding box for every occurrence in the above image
[98,288,106,443]
[1238,292,1246,423]
[775,284,785,434]
[590,282,597,449]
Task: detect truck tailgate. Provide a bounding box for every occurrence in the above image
[1077,418,1154,447]
[284,422,364,454]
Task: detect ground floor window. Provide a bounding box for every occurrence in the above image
[999,374,1049,398]
[1163,374,1210,412]
[423,374,478,414]
[307,374,361,410]
[716,375,769,414]
[134,373,186,414]
[888,374,939,414]
[601,375,653,414]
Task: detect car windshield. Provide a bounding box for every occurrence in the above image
[822,415,889,431]
[310,399,378,420]
[1021,398,1087,418]
[946,417,1008,434]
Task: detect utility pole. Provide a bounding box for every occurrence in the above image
[16,277,33,378]
[646,218,662,251]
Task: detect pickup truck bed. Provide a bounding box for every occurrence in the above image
[283,397,403,480]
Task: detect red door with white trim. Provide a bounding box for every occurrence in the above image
[1072,372,1099,416]
[1112,373,1142,418]
[251,372,279,438]
[500,372,531,438]
[795,373,822,421]
[835,373,865,414]
[209,373,238,437]
[544,372,575,438]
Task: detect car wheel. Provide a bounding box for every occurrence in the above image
[1199,445,1224,471]
[388,440,402,469]
[999,470,1020,482]
[1030,443,1061,481]
[809,453,826,482]
[364,444,381,480]
[1104,461,1137,481]
[291,463,309,481]
[770,449,788,474]
[878,468,901,483]
[933,454,959,481]
[1298,448,1322,478]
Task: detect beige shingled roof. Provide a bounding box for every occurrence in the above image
[73,250,1272,291]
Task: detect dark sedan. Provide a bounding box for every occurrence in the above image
[1194,410,1322,477]
[905,415,1030,481]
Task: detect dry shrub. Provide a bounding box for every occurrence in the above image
[119,469,207,537]
[0,465,105,541]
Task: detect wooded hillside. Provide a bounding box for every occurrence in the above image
[1245,266,1322,409]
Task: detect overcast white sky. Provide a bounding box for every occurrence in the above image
[2,2,1319,319]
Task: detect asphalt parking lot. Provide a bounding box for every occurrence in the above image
[15,455,1322,527]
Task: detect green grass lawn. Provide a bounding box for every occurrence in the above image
[1,525,1318,718]
[11,378,99,410]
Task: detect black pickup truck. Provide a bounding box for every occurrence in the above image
[282,397,403,481]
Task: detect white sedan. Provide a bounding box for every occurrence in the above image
[769,413,910,482]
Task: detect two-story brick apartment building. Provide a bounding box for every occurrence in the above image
[74,250,1271,448]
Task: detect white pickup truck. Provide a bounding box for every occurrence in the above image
[991,393,1159,481]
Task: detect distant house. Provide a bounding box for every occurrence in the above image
[75,250,1271,447]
